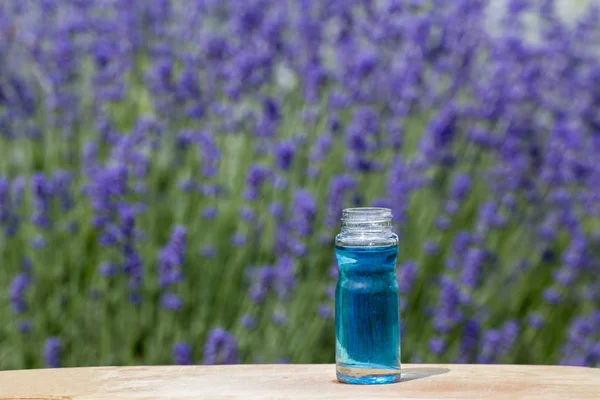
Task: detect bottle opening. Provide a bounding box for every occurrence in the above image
[341,207,392,227]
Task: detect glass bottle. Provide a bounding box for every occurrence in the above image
[335,207,400,384]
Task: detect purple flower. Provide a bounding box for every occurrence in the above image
[199,244,217,259]
[9,273,30,314]
[553,268,576,286]
[173,342,192,365]
[562,235,589,271]
[318,304,333,319]
[202,206,218,220]
[429,337,446,355]
[461,248,486,288]
[273,174,288,190]
[30,173,52,228]
[310,134,332,162]
[268,202,285,219]
[450,173,472,200]
[460,319,480,362]
[543,287,562,305]
[527,313,545,329]
[241,314,256,329]
[43,337,61,368]
[444,200,460,215]
[275,140,295,171]
[325,284,336,299]
[435,216,451,231]
[433,276,463,333]
[160,293,184,311]
[99,262,118,278]
[31,236,46,249]
[291,189,317,236]
[477,201,506,232]
[158,226,187,288]
[249,266,276,304]
[453,231,474,254]
[275,255,296,300]
[262,97,281,123]
[231,232,247,248]
[177,67,201,100]
[244,164,271,200]
[51,170,73,211]
[196,132,221,178]
[147,58,174,93]
[423,240,440,256]
[326,175,356,227]
[17,320,33,334]
[0,178,9,221]
[398,261,417,294]
[421,106,458,159]
[240,206,256,222]
[272,311,288,325]
[203,328,239,365]
[123,251,143,293]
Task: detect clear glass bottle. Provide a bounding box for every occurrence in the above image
[335,207,400,384]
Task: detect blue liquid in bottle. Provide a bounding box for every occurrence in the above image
[335,245,400,384]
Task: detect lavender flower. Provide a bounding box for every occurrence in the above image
[199,244,217,259]
[158,226,187,288]
[240,206,256,222]
[244,164,271,200]
[231,232,247,248]
[241,315,256,329]
[9,273,30,314]
[17,320,33,334]
[291,189,317,236]
[0,177,9,224]
[272,311,288,325]
[398,261,417,294]
[527,313,545,329]
[203,328,239,365]
[268,202,284,219]
[450,173,472,201]
[543,287,562,305]
[99,262,118,278]
[429,337,446,355]
[249,266,276,304]
[202,206,218,220]
[31,236,46,249]
[461,248,486,288]
[30,173,52,229]
[160,293,184,311]
[423,240,440,256]
[326,175,356,227]
[43,337,61,368]
[318,304,333,319]
[459,319,480,363]
[275,255,296,300]
[275,140,295,171]
[173,342,192,365]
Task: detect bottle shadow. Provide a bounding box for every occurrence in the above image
[400,367,450,383]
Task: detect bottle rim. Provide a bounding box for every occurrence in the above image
[341,207,392,224]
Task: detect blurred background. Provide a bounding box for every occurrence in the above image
[1,0,599,369]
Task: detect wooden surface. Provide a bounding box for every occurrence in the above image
[0,364,599,399]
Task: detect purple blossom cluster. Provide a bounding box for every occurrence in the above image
[0,0,599,368]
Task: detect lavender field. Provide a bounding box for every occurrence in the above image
[1,0,599,369]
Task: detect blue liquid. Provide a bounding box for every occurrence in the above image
[335,245,400,384]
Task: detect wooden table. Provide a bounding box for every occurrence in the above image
[0,364,599,399]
